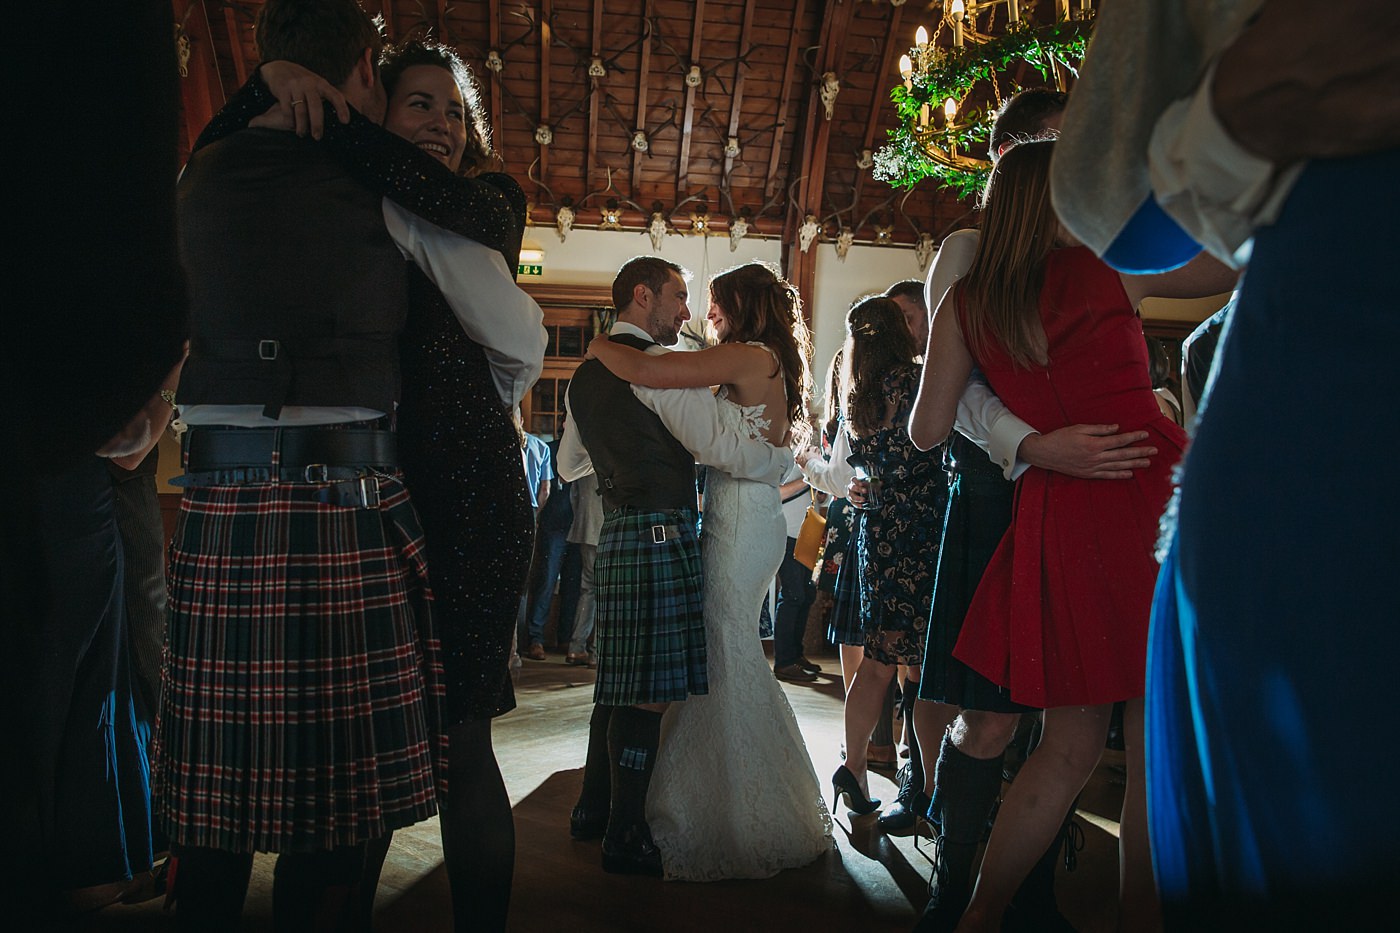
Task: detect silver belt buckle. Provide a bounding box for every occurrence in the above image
[303,463,330,483]
[651,524,666,544]
[359,474,382,510]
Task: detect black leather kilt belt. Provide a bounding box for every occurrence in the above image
[179,424,398,508]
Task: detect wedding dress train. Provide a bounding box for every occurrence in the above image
[647,391,833,881]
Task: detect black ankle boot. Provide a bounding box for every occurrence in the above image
[877,763,929,834]
[600,823,663,877]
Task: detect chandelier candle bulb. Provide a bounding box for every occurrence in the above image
[915,25,929,47]
[951,0,965,47]
[899,53,913,90]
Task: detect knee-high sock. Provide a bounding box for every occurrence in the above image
[933,735,1004,904]
[578,703,614,809]
[606,706,663,830]
[171,846,254,933]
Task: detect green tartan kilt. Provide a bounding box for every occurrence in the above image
[592,507,707,706]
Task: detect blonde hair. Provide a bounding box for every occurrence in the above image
[960,138,1058,369]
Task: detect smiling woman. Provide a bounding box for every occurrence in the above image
[380,40,494,176]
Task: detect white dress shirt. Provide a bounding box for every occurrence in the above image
[557,321,792,487]
[183,198,546,427]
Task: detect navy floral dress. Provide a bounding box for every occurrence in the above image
[848,364,949,665]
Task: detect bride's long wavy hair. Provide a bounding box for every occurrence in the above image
[708,261,813,448]
[841,296,917,437]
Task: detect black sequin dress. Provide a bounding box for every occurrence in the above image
[196,73,535,721]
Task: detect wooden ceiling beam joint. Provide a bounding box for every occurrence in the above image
[721,0,757,192]
[630,0,655,198]
[675,0,707,199]
[537,0,553,185]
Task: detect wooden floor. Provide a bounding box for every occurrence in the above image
[60,647,1129,932]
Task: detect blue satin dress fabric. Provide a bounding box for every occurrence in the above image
[1145,148,1400,920]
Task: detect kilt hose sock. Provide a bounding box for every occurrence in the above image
[606,706,664,831]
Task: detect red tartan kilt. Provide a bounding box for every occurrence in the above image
[154,474,447,853]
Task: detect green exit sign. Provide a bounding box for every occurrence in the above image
[518,263,543,276]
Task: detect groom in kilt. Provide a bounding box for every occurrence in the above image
[558,256,790,875]
[160,1,539,928]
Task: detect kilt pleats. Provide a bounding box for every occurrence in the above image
[592,508,707,706]
[154,475,446,853]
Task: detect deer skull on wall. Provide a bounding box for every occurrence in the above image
[728,214,750,252]
[555,200,576,242]
[819,72,841,120]
[914,232,935,270]
[835,229,855,261]
[798,215,822,252]
[648,212,668,251]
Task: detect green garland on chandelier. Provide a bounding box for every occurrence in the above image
[874,17,1093,198]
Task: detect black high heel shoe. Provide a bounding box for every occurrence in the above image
[831,765,881,815]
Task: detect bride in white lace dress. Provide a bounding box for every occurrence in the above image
[586,261,833,880]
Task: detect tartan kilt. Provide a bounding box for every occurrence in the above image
[592,508,707,706]
[826,509,866,646]
[154,473,447,854]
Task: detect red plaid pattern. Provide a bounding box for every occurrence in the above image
[154,473,446,853]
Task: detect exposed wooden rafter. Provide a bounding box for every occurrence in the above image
[850,4,903,224]
[784,0,857,316]
[586,0,605,184]
[173,0,227,156]
[674,0,706,197]
[629,0,654,197]
[764,0,809,200]
[487,0,503,147]
[222,5,248,86]
[537,0,553,183]
[721,0,757,188]
[179,0,990,253]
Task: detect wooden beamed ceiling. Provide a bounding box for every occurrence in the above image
[175,0,1019,253]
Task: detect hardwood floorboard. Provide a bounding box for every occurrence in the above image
[58,647,1126,932]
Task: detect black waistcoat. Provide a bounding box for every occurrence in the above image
[176,129,407,417]
[568,333,696,511]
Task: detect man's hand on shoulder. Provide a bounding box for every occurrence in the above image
[1018,424,1156,480]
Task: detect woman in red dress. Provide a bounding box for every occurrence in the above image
[908,138,1235,932]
